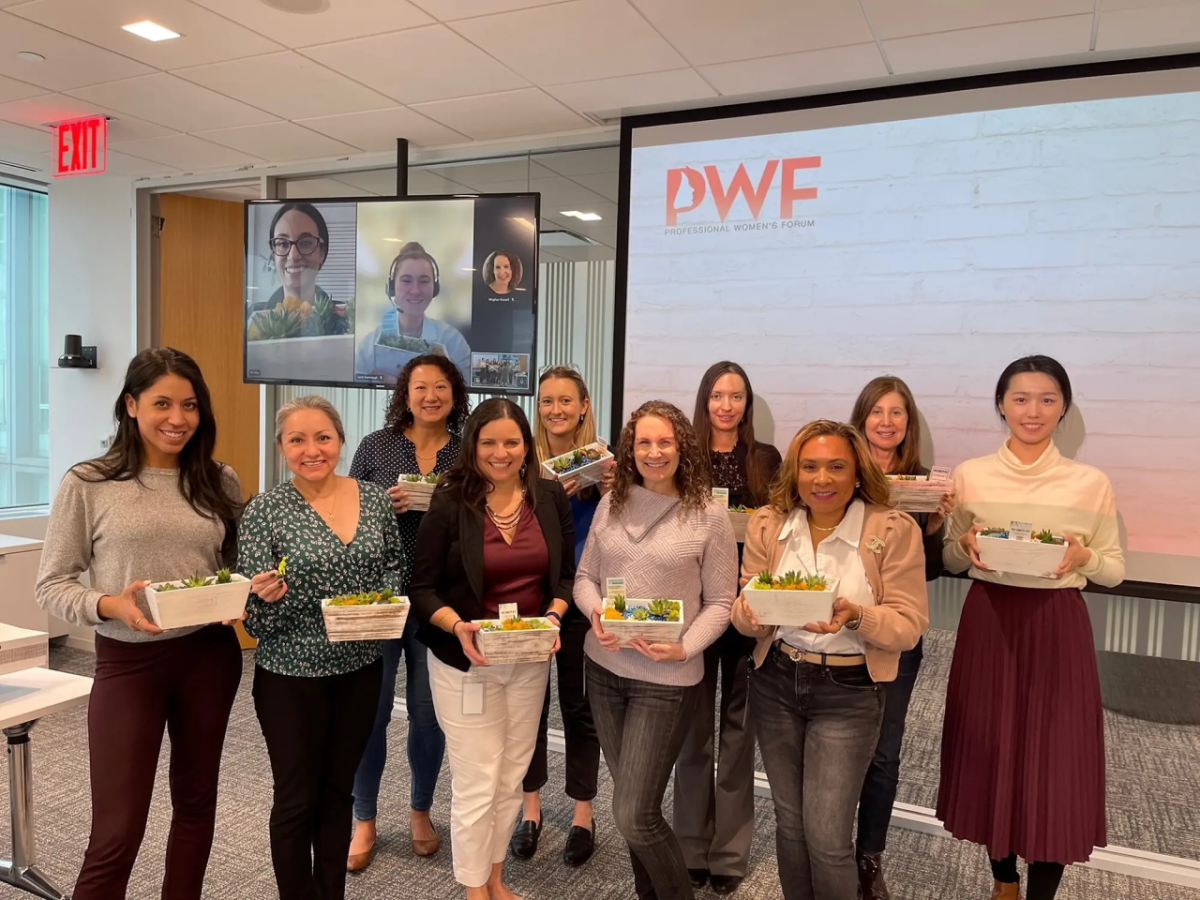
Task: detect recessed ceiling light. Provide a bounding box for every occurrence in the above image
[122,20,181,42]
[259,0,330,13]
[382,237,405,243]
[560,210,602,222]
[17,51,45,63]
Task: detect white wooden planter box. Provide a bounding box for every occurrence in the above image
[541,442,614,489]
[743,578,840,627]
[0,624,49,677]
[145,576,252,630]
[474,618,560,665]
[886,476,949,514]
[398,478,439,512]
[321,597,410,642]
[977,535,1067,579]
[601,600,686,648]
[728,511,754,543]
[373,339,446,379]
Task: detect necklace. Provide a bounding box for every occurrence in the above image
[311,490,338,523]
[808,515,842,533]
[486,490,525,530]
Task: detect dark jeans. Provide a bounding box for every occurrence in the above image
[253,660,383,900]
[586,658,699,900]
[753,648,884,900]
[352,616,445,819]
[524,610,600,801]
[74,626,242,900]
[856,638,923,856]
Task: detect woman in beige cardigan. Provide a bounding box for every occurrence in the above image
[731,420,928,900]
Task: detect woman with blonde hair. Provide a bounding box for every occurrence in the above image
[511,366,613,865]
[731,420,929,900]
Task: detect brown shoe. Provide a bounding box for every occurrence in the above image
[410,809,440,857]
[347,819,376,873]
[856,851,892,900]
[991,881,1021,900]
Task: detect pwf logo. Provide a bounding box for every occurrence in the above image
[665,157,821,227]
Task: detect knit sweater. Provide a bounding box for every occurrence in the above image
[574,486,737,686]
[36,465,240,643]
[943,441,1124,590]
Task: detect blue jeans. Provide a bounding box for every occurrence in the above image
[351,616,445,820]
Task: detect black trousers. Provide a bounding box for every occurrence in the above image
[253,660,383,900]
[523,609,601,801]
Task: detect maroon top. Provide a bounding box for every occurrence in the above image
[482,506,549,618]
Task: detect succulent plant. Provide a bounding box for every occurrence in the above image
[181,575,211,589]
[328,588,402,606]
[1034,529,1064,545]
[631,607,650,621]
[756,569,776,589]
[612,594,626,614]
[214,568,233,584]
[250,308,302,341]
[646,598,680,621]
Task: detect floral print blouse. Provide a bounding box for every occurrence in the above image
[238,479,407,677]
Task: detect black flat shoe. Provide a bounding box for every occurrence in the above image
[509,817,543,860]
[710,875,744,895]
[688,868,710,888]
[562,818,595,866]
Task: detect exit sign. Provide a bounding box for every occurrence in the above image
[53,116,107,178]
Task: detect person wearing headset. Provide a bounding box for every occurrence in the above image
[355,241,472,386]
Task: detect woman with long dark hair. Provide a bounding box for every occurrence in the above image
[347,355,471,870]
[675,361,781,894]
[35,348,244,900]
[848,375,953,899]
[939,357,1124,900]
[410,399,574,900]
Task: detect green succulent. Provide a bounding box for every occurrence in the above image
[756,569,776,588]
[1034,529,1064,545]
[214,568,233,584]
[612,594,626,614]
[250,308,301,340]
[631,607,650,621]
[646,598,680,621]
[156,583,176,592]
[181,575,211,589]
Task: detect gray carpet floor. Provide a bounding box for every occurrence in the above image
[0,641,1196,900]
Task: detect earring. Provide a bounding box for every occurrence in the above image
[855,481,861,488]
[579,414,585,424]
[520,463,528,480]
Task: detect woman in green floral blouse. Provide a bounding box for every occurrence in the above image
[239,395,406,900]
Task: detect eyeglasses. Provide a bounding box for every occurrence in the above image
[270,236,324,257]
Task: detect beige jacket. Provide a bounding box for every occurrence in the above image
[731,503,930,683]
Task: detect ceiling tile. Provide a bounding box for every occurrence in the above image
[412,88,592,140]
[535,146,617,177]
[193,121,360,162]
[863,0,1096,40]
[451,0,687,84]
[545,69,715,117]
[175,52,397,121]
[0,118,49,156]
[68,73,278,133]
[295,106,469,151]
[564,172,617,201]
[284,176,369,199]
[410,0,569,19]
[700,43,887,96]
[0,11,154,90]
[300,24,528,103]
[1096,2,1200,49]
[189,0,432,49]
[107,133,264,170]
[0,92,177,141]
[0,73,44,104]
[9,0,283,69]
[884,15,1094,74]
[102,147,180,175]
[629,0,874,66]
[1102,0,1200,9]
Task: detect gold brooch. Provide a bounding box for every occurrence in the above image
[866,536,885,554]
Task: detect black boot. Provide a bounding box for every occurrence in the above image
[857,851,892,900]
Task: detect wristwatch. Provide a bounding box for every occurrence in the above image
[845,608,863,631]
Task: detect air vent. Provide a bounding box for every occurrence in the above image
[0,159,40,173]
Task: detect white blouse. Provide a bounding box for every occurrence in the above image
[776,500,876,656]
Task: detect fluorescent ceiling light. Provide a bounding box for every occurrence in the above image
[123,20,181,41]
[560,210,602,221]
[382,237,405,243]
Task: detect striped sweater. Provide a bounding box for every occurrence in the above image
[574,486,737,687]
[943,441,1125,590]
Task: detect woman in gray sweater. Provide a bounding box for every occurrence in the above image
[35,348,244,900]
[575,400,737,900]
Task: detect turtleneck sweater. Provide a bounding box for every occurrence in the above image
[943,440,1124,589]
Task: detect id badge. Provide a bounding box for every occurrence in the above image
[462,673,484,716]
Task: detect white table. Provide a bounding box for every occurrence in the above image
[0,667,93,900]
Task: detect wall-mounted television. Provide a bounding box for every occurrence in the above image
[243,193,539,395]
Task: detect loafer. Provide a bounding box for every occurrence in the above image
[688,868,710,888]
[563,819,595,866]
[990,882,1021,900]
[710,875,744,895]
[509,817,543,860]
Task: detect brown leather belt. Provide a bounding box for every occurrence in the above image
[773,640,866,667]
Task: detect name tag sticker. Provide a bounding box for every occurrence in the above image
[712,487,730,508]
[1009,521,1034,542]
[930,466,952,482]
[462,676,484,716]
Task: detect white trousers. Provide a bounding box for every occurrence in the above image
[429,654,550,887]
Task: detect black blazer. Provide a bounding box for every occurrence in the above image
[410,480,575,671]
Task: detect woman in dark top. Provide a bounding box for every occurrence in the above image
[848,375,954,900]
[674,361,782,895]
[347,355,470,870]
[409,399,574,900]
[511,366,614,866]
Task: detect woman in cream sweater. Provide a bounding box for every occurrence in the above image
[730,419,929,900]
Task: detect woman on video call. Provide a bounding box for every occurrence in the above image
[355,241,472,386]
[249,203,338,337]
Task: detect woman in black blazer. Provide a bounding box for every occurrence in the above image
[410,398,574,900]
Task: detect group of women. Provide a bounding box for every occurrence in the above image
[35,345,1123,900]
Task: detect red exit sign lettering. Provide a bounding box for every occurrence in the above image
[53,116,107,178]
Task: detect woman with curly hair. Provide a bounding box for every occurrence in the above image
[574,400,738,900]
[346,354,471,870]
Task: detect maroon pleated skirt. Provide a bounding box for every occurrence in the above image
[936,582,1106,865]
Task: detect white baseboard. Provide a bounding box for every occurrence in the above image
[61,634,95,653]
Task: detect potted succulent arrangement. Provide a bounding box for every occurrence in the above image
[727,504,758,542]
[976,525,1068,578]
[247,295,353,341]
[373,333,448,378]
[473,613,561,664]
[600,595,685,647]
[320,588,410,642]
[398,472,442,512]
[145,568,252,630]
[541,441,614,489]
[742,568,840,627]
[885,469,952,513]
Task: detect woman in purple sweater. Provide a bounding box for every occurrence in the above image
[575,400,738,900]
